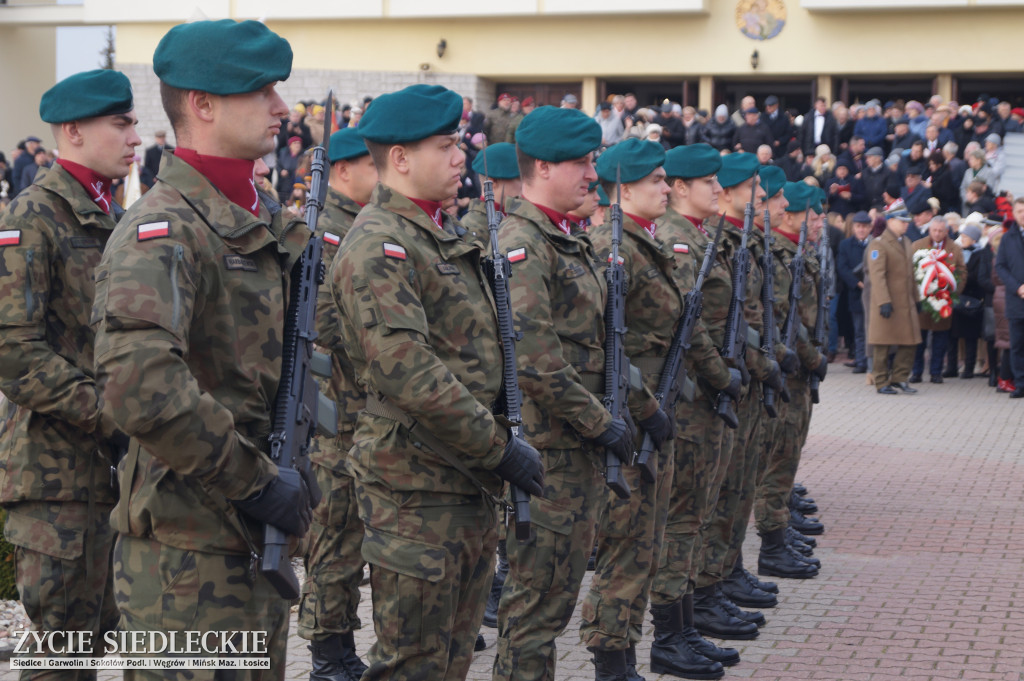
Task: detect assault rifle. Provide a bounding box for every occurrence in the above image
[263,93,338,599]
[601,168,633,500]
[781,208,810,365]
[715,174,760,430]
[635,216,726,482]
[481,156,532,540]
[760,208,789,415]
[810,215,833,404]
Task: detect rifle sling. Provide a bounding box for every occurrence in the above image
[364,394,505,509]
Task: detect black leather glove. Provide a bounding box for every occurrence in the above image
[779,348,799,375]
[233,467,313,538]
[721,368,743,401]
[813,353,828,381]
[915,301,922,313]
[879,302,893,319]
[763,359,784,392]
[593,417,634,464]
[639,408,674,449]
[494,434,544,497]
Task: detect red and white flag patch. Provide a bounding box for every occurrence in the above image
[508,247,527,263]
[673,243,689,254]
[383,243,407,260]
[137,222,169,241]
[0,230,20,246]
[323,232,341,246]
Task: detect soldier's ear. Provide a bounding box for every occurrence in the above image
[389,145,411,176]
[188,91,216,123]
[58,121,83,148]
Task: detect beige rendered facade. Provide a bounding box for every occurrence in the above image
[1,0,1023,150]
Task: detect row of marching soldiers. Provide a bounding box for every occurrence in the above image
[0,19,830,681]
[301,89,832,680]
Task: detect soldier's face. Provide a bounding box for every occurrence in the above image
[887,217,909,237]
[405,133,465,201]
[624,168,669,221]
[571,188,599,220]
[493,177,522,200]
[76,111,142,180]
[215,83,289,160]
[545,154,596,213]
[766,190,789,227]
[682,175,721,219]
[347,154,379,205]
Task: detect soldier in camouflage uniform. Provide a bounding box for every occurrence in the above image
[92,21,314,680]
[0,70,139,680]
[568,181,602,232]
[753,181,827,582]
[577,138,681,680]
[331,84,543,681]
[491,106,634,681]
[693,154,784,642]
[483,94,517,147]
[299,128,377,681]
[461,143,521,251]
[646,143,746,677]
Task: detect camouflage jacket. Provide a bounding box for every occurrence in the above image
[0,164,119,505]
[723,219,774,381]
[313,187,365,471]
[589,215,674,421]
[92,152,309,555]
[498,198,613,450]
[332,183,506,496]
[772,233,821,372]
[655,209,734,391]
[459,198,490,251]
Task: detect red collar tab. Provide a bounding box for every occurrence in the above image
[56,159,113,214]
[173,148,259,216]
[684,215,710,236]
[408,197,445,229]
[626,212,657,239]
[533,202,574,235]
[724,215,745,229]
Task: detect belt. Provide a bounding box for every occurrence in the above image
[364,394,503,508]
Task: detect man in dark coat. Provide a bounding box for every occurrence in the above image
[994,198,1024,397]
[732,107,773,153]
[799,97,839,156]
[838,212,873,372]
[862,147,892,211]
[763,95,792,158]
[142,130,173,187]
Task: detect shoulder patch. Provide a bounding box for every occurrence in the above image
[137,221,169,241]
[673,243,689,254]
[871,250,879,260]
[224,254,258,272]
[607,254,625,265]
[436,262,459,275]
[508,247,527,263]
[70,237,102,249]
[382,243,407,260]
[323,232,341,246]
[0,230,21,246]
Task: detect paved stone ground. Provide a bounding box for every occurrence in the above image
[9,368,1024,680]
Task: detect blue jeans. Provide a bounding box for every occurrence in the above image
[913,329,950,378]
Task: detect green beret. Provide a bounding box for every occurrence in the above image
[783,182,814,212]
[663,143,722,179]
[597,184,610,207]
[515,106,601,162]
[812,186,826,214]
[328,128,369,163]
[154,20,292,95]
[759,165,787,198]
[40,70,134,124]
[595,138,665,184]
[471,143,520,179]
[358,84,462,145]
[717,153,760,189]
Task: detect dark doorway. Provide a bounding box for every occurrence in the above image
[492,82,580,109]
[838,77,934,107]
[601,80,699,111]
[955,76,1024,108]
[713,79,815,117]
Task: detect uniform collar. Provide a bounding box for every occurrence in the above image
[173,148,259,217]
[55,158,113,214]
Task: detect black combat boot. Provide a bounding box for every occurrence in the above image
[759,527,819,579]
[591,648,630,681]
[792,482,808,496]
[692,585,759,640]
[681,593,740,667]
[786,525,816,549]
[624,644,646,681]
[309,632,366,681]
[789,508,825,535]
[786,533,816,556]
[720,553,777,608]
[789,490,818,514]
[482,539,508,628]
[649,601,724,679]
[716,585,766,627]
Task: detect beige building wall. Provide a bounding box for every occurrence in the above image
[0,26,56,157]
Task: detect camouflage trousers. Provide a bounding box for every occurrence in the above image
[696,380,763,588]
[357,482,497,681]
[493,448,604,681]
[5,501,117,681]
[650,394,726,606]
[579,437,673,651]
[297,462,365,640]
[113,535,291,681]
[755,376,812,534]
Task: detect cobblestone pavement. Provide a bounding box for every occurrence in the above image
[7,368,1024,680]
